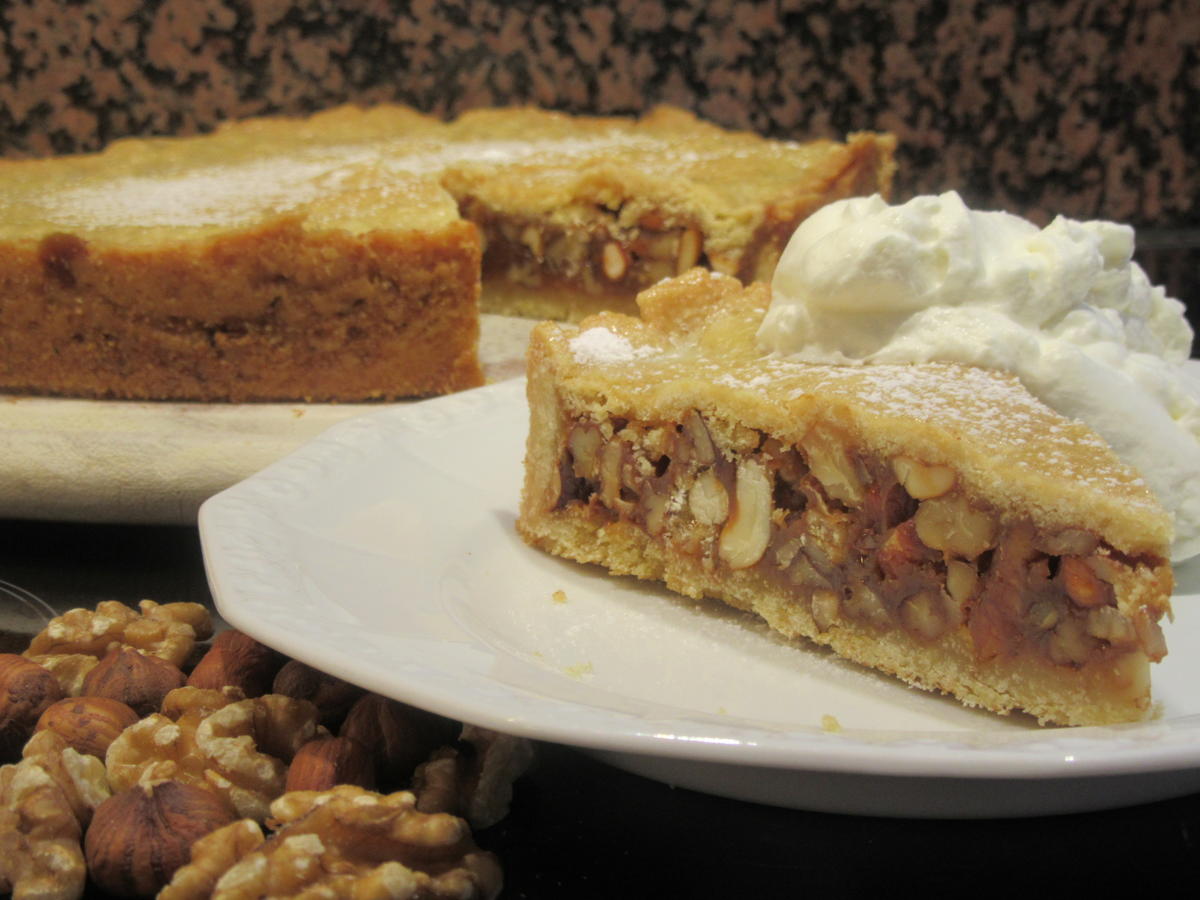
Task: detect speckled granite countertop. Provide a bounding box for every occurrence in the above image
[2,1,1196,227]
[1,0,1196,307]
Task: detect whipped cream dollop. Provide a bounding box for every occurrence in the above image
[758,191,1200,561]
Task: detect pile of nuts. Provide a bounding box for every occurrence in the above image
[0,599,530,899]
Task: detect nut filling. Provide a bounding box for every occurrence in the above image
[462,200,712,296]
[554,410,1169,671]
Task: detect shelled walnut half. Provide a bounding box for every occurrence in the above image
[106,687,323,821]
[0,730,112,900]
[24,600,212,696]
[160,785,501,900]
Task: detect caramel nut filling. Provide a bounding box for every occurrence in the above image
[554,409,1169,671]
[462,200,712,298]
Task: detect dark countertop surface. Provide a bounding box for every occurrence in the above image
[3,516,1199,897]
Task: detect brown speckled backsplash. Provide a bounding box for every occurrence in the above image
[2,0,1196,312]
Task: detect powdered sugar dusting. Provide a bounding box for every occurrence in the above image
[26,130,740,231]
[570,327,658,365]
[38,146,392,228]
[712,356,1153,500]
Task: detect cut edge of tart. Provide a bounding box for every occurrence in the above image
[444,107,896,320]
[516,269,1174,727]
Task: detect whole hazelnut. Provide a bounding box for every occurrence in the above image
[285,735,376,792]
[339,694,457,789]
[272,659,365,728]
[35,696,139,759]
[82,647,186,717]
[0,653,65,759]
[187,630,284,697]
[84,780,237,897]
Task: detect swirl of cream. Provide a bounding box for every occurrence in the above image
[759,191,1200,560]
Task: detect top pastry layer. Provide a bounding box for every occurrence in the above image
[532,269,1173,557]
[0,104,894,255]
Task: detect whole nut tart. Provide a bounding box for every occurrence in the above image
[0,103,893,402]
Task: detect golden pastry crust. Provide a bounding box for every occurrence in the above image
[0,170,481,402]
[0,105,893,401]
[517,270,1174,726]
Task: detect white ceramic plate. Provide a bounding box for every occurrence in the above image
[199,379,1200,818]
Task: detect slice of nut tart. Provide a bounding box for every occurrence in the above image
[516,269,1175,726]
